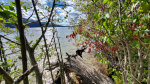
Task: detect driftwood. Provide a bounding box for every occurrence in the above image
[64,53,114,84]
[46,53,114,84]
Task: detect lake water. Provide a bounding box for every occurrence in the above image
[1,26,79,83]
[25,27,77,55]
[1,27,78,67]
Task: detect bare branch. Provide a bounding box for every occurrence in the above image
[51,20,65,83]
[24,10,34,23]
[14,64,37,84]
[0,67,14,84]
[32,0,56,50]
[5,50,21,56]
[25,15,49,26]
[0,35,20,45]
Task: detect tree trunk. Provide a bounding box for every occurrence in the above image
[15,0,28,84]
[28,48,43,84]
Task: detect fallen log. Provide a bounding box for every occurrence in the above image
[45,53,115,84]
[64,53,115,84]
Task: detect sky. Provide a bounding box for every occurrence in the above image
[0,0,86,26]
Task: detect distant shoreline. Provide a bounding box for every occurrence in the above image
[5,23,75,28]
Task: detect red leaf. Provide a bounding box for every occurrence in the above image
[139,23,143,26]
[70,34,72,37]
[66,35,68,38]
[88,48,91,53]
[146,35,150,38]
[89,44,91,47]
[133,35,138,39]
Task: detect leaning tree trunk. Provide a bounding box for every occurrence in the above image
[28,48,43,84]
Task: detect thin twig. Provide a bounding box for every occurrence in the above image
[51,21,65,83]
[0,35,20,45]
[32,0,55,49]
[31,0,56,83]
[24,10,34,23]
[5,50,21,56]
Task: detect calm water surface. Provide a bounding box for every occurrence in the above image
[1,27,77,66]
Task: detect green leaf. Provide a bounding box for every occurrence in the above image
[144,37,150,43]
[108,1,114,8]
[2,5,10,10]
[131,0,134,2]
[9,19,17,24]
[112,68,116,72]
[144,70,148,74]
[64,15,68,19]
[0,10,16,19]
[103,21,107,28]
[9,6,15,11]
[2,4,14,11]
[103,0,109,4]
[122,14,127,19]
[141,1,150,12]
[7,59,12,62]
[0,8,2,12]
[0,11,10,19]
[0,63,9,67]
[0,18,4,21]
[142,78,147,83]
[15,36,20,43]
[0,5,3,10]
[9,43,15,48]
[142,14,149,22]
[20,1,24,5]
[94,11,99,21]
[23,5,27,12]
[94,0,99,2]
[0,75,2,80]
[136,44,139,48]
[10,1,16,6]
